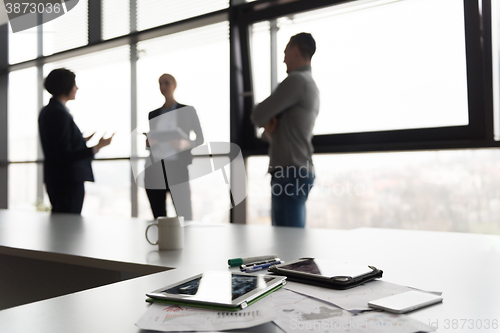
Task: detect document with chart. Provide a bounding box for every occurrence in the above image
[271,289,436,333]
[285,280,428,311]
[135,296,275,331]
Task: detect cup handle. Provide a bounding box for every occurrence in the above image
[145,223,158,245]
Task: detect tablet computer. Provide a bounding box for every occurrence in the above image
[268,258,382,289]
[146,271,286,310]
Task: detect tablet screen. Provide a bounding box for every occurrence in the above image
[160,272,274,301]
[279,259,372,278]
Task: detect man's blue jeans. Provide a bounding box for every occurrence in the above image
[271,172,314,228]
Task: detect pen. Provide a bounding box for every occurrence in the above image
[240,258,281,270]
[228,254,279,267]
[244,260,284,273]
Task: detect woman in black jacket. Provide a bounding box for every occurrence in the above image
[38,68,113,214]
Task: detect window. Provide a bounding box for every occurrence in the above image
[246,156,271,225]
[492,0,500,141]
[247,149,500,234]
[135,21,230,222]
[189,156,231,222]
[4,0,497,231]
[8,67,38,162]
[43,0,88,55]
[252,0,470,135]
[136,22,230,157]
[44,45,131,159]
[102,0,130,40]
[136,0,228,31]
[137,156,231,223]
[84,160,131,217]
[8,26,38,64]
[250,21,271,104]
[8,163,39,211]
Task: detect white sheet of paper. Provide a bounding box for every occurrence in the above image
[284,280,416,311]
[135,297,275,332]
[271,289,436,333]
[271,288,353,332]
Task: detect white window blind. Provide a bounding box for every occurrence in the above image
[43,0,88,55]
[8,26,38,64]
[136,0,228,31]
[44,45,131,159]
[8,67,38,162]
[136,22,230,155]
[102,0,130,40]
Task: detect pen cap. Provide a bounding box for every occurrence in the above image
[228,258,243,266]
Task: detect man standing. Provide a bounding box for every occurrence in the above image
[251,33,319,228]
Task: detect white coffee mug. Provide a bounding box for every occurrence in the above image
[145,216,184,250]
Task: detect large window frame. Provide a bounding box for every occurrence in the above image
[230,0,496,156]
[0,1,230,217]
[0,0,498,223]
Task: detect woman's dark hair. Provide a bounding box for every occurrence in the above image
[44,68,76,97]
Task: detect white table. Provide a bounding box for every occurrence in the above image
[0,209,499,332]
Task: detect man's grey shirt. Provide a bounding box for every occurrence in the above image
[251,65,319,173]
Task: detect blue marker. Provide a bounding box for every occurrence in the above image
[244,260,284,273]
[240,258,281,270]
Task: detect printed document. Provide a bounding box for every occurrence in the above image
[271,289,436,333]
[284,280,417,311]
[135,297,275,331]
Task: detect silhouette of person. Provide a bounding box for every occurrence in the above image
[39,68,113,214]
[251,33,319,228]
[144,74,204,220]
